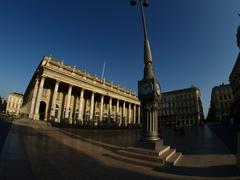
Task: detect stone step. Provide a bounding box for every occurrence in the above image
[166,152,182,166]
[127,145,170,156]
[159,148,176,161]
[105,151,163,168]
[117,150,164,163]
[158,146,171,156]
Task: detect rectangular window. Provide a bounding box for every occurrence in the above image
[228,94,232,99]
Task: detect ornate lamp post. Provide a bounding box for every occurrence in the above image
[130,0,161,142]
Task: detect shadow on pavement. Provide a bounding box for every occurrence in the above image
[7,122,164,180]
[0,117,12,154]
[6,121,240,179]
[63,125,234,155]
[154,164,240,177]
[60,126,240,177]
[208,124,237,154]
[162,125,234,155]
[61,128,141,147]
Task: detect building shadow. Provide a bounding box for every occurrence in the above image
[162,125,234,155]
[62,125,234,155]
[8,122,163,180]
[7,121,240,179]
[0,118,12,154]
[59,125,240,177]
[154,165,240,177]
[208,124,237,154]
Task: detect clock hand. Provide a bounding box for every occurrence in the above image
[146,84,151,89]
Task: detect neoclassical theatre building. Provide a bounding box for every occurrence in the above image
[21,56,141,126]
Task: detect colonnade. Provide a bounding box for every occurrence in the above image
[29,77,141,126]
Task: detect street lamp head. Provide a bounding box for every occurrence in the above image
[130,0,137,6]
[143,0,149,7]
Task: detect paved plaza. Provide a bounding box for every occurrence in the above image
[0,118,240,180]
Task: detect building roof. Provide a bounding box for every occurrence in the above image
[9,92,24,97]
[23,56,138,99]
[212,83,231,90]
[161,86,200,95]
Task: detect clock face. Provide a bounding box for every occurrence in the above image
[156,83,161,96]
[139,81,153,95]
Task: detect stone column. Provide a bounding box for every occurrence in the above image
[90,92,95,121]
[29,79,39,119]
[50,81,59,121]
[128,103,131,124]
[109,97,112,117]
[77,89,84,124]
[116,99,119,123]
[65,85,72,123]
[133,104,136,124]
[123,101,126,126]
[138,105,141,124]
[100,95,104,122]
[33,76,45,120]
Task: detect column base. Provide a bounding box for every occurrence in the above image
[29,113,33,119]
[33,114,39,120]
[143,132,160,141]
[76,120,83,126]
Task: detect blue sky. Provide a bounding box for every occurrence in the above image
[0,0,239,116]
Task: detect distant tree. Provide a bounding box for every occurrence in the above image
[2,100,7,113]
[0,96,2,112]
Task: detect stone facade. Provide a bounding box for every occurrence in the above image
[207,83,233,122]
[159,87,204,127]
[21,56,141,126]
[6,92,23,116]
[229,26,240,120]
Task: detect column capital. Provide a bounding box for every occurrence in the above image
[55,80,61,83]
[34,78,40,83]
[41,75,47,79]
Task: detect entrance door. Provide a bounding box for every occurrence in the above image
[39,101,46,120]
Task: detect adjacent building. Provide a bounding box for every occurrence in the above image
[159,87,204,127]
[21,56,141,126]
[229,26,240,120]
[6,92,23,117]
[207,83,233,122]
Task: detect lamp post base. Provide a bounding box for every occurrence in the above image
[136,139,164,152]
